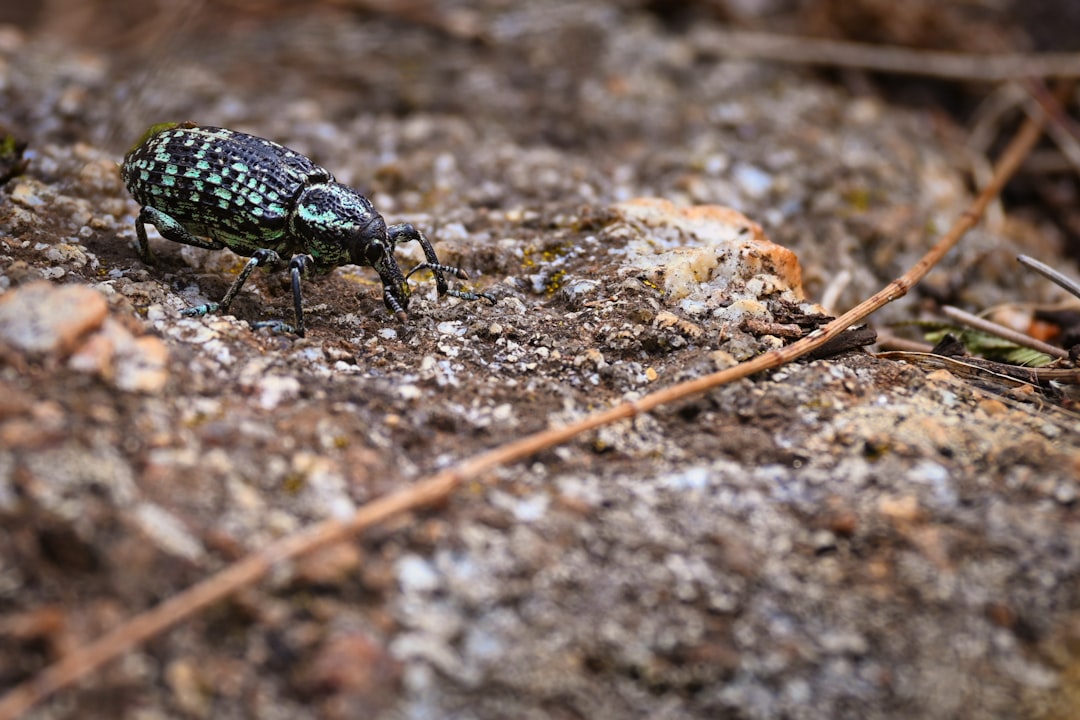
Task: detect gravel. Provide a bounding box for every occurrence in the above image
[1,2,1078,719]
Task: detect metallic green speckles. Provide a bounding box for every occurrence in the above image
[296,202,338,227]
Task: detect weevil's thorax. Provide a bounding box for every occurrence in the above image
[289,183,388,270]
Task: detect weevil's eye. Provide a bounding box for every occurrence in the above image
[364,239,390,266]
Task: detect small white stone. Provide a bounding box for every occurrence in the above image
[255,375,301,410]
[397,554,441,593]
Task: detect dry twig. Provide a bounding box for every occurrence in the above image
[941,305,1070,360]
[696,29,1080,82]
[1024,79,1080,174]
[0,94,1054,720]
[1019,254,1080,301]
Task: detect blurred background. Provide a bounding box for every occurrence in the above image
[1,0,1078,298]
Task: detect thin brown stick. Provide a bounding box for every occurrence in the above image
[878,350,1080,386]
[875,328,935,353]
[697,29,1080,82]
[1019,79,1080,178]
[1018,254,1080,301]
[941,305,1070,360]
[0,100,1050,720]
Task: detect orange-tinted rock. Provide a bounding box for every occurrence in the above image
[0,280,107,357]
[610,197,806,302]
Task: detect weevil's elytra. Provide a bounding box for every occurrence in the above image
[121,122,494,337]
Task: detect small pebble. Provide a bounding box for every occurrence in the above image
[396,554,441,594]
[0,280,107,356]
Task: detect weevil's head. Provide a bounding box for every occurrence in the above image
[292,183,410,320]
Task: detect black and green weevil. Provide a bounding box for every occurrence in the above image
[120,122,494,337]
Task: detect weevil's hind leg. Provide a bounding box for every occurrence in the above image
[135,206,226,264]
[182,248,283,320]
[387,222,495,304]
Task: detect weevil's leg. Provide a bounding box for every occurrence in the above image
[447,287,496,303]
[386,222,450,295]
[250,319,297,335]
[387,222,495,304]
[216,248,283,312]
[405,261,468,281]
[181,248,282,318]
[135,206,226,263]
[134,212,154,264]
[406,260,464,282]
[455,288,496,303]
[288,254,312,338]
[251,254,313,337]
[406,262,496,304]
[383,286,409,324]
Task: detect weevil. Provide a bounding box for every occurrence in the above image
[120,122,494,337]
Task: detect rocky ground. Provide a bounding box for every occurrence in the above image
[0,2,1079,719]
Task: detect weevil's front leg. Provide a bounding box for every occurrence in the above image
[405,261,496,303]
[386,222,448,294]
[182,248,282,320]
[382,283,409,324]
[387,222,495,304]
[135,206,226,264]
